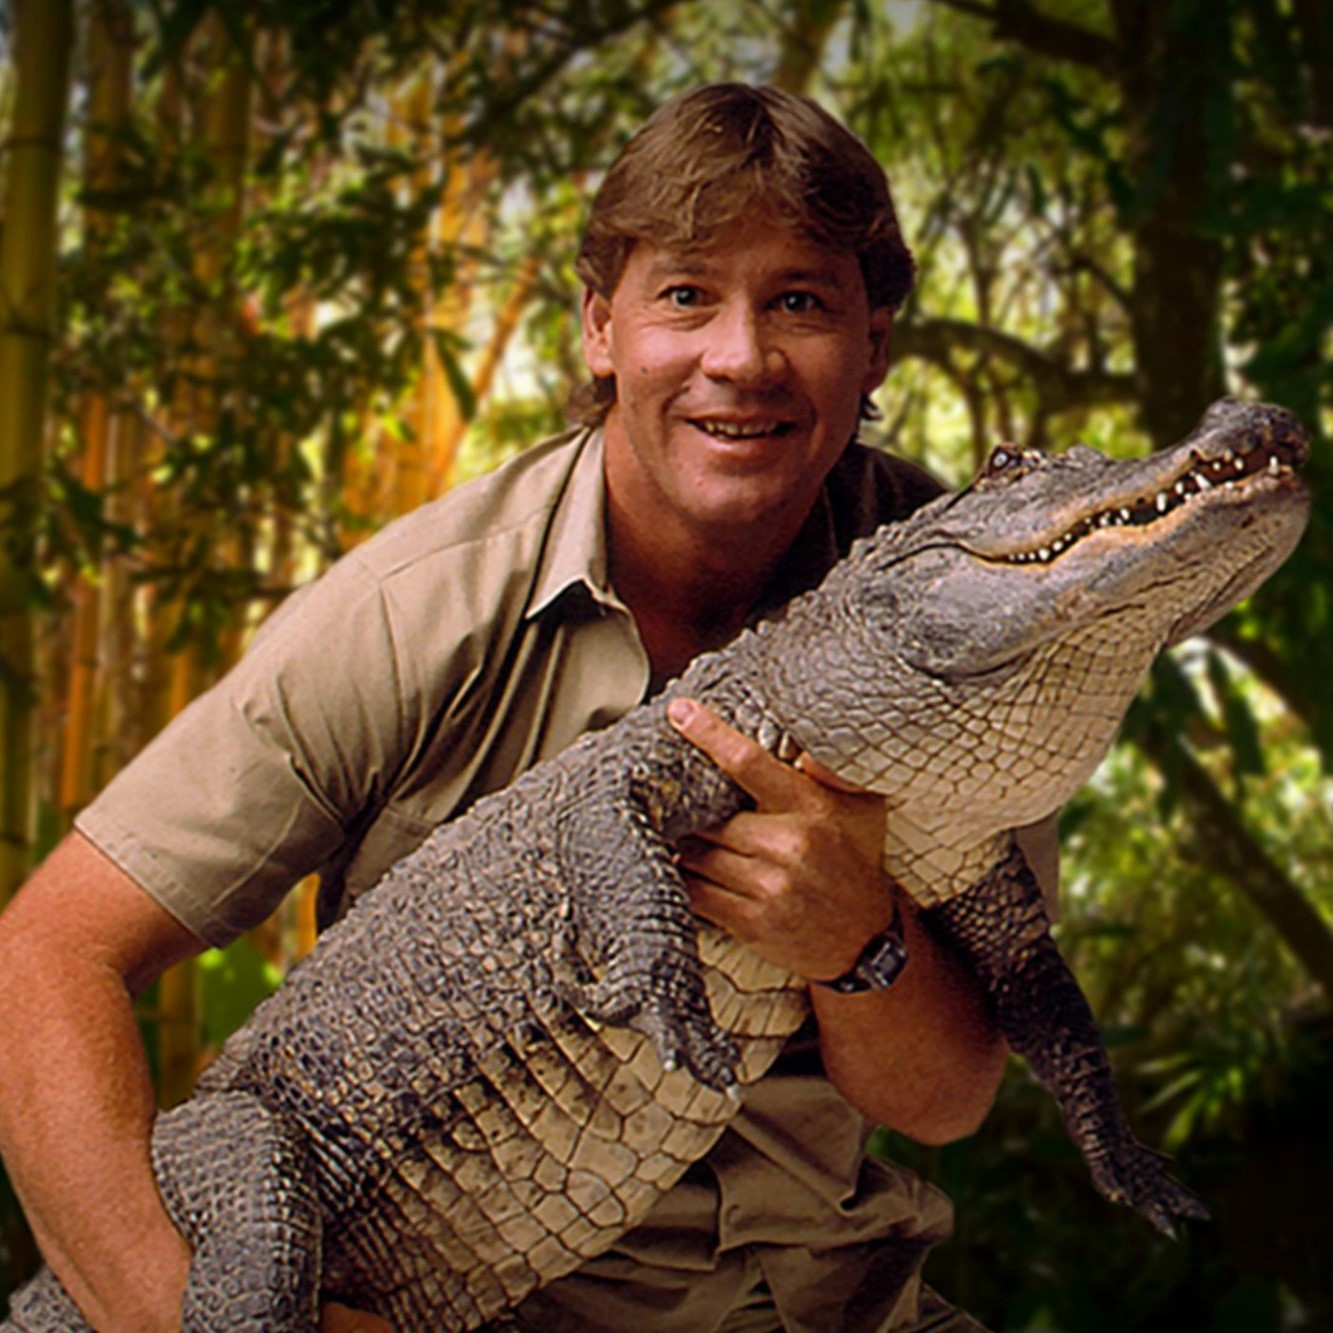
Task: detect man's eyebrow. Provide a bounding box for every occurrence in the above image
[641,252,714,282]
[774,265,853,291]
[641,254,854,290]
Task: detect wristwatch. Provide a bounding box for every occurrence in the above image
[813,916,909,994]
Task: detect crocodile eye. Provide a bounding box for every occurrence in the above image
[982,444,1045,482]
[984,445,1022,477]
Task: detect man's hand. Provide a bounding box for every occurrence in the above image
[665,696,893,982]
[666,697,1008,1143]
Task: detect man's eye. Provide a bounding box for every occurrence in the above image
[664,286,702,308]
[778,291,823,314]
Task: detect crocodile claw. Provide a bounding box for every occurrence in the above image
[634,997,740,1093]
[561,970,740,1092]
[1088,1139,1211,1235]
[599,977,738,1092]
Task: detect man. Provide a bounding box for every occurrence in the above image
[0,84,1021,1331]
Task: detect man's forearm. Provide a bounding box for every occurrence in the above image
[813,895,1007,1144]
[0,834,199,1330]
[0,952,191,1330]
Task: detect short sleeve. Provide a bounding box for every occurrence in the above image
[75,556,416,948]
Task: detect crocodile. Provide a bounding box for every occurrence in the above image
[3,398,1310,1331]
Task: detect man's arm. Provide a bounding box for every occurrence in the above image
[666,699,1007,1144]
[0,832,199,1331]
[809,901,1008,1143]
[0,834,396,1333]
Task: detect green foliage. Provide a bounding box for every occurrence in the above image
[198,941,284,1052]
[873,706,1332,1329]
[876,1065,1329,1331]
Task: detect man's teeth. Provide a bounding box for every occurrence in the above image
[695,419,788,439]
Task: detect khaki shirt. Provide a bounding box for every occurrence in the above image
[78,427,979,1330]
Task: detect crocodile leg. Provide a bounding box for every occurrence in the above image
[554,786,740,1094]
[1,1092,323,1332]
[928,840,1208,1235]
[154,1091,324,1331]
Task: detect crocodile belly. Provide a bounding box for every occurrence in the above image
[319,928,807,1328]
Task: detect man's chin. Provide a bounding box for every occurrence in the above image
[684,479,813,538]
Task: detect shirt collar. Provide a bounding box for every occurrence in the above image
[527,426,626,619]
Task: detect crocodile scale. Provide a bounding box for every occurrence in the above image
[3,400,1310,1330]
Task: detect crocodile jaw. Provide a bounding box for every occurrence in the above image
[863,400,1310,679]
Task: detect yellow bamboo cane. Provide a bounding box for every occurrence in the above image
[0,0,75,902]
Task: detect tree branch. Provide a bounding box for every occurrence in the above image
[925,0,1120,77]
[1206,622,1316,740]
[890,316,1136,415]
[1135,721,1333,1005]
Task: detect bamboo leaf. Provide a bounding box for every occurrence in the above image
[433,329,477,422]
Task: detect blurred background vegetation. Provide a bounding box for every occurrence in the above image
[0,0,1329,1327]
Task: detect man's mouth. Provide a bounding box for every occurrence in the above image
[689,418,796,441]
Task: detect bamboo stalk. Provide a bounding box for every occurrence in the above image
[425,252,541,497]
[390,71,437,518]
[58,395,111,825]
[0,0,75,901]
[91,407,141,788]
[153,13,255,1108]
[59,0,135,828]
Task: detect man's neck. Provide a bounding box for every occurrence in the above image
[605,496,801,689]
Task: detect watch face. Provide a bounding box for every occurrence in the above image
[858,932,908,989]
[815,925,909,994]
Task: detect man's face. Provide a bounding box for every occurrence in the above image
[582,218,892,543]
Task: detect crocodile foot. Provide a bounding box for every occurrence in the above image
[1088,1139,1211,1235]
[563,966,739,1093]
[627,989,740,1094]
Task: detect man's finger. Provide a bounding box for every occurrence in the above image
[667,697,873,805]
[666,697,811,808]
[684,872,767,943]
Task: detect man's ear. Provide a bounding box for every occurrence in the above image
[581,286,615,378]
[862,308,894,395]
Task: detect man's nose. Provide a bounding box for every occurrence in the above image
[700,302,782,384]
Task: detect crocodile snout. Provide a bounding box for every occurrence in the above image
[1199,397,1310,467]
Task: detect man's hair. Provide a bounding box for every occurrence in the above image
[569,82,915,426]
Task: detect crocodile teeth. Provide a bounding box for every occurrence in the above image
[1003,441,1292,567]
